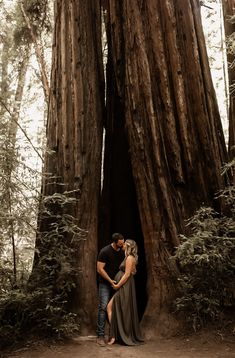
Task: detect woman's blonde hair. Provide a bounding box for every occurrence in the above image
[125,239,138,263]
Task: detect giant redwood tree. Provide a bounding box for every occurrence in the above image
[31,0,104,332]
[33,0,228,337]
[100,0,228,336]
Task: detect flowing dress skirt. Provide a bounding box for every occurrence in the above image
[110,270,144,345]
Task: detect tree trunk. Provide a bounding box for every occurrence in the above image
[8,46,31,146]
[7,46,31,285]
[222,0,235,167]
[32,0,104,333]
[0,39,10,113]
[104,0,228,337]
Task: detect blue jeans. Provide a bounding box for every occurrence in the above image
[97,283,111,337]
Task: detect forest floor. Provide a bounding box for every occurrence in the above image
[3,329,235,358]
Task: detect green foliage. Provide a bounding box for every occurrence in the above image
[0,192,84,350]
[173,192,235,331]
[31,191,84,289]
[13,0,52,47]
[0,288,79,350]
[0,0,53,295]
[0,119,39,290]
[23,0,52,33]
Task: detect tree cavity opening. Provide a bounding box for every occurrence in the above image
[99,113,148,320]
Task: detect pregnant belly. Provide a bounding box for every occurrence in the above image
[114,270,124,283]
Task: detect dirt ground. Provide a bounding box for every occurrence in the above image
[4,331,235,358]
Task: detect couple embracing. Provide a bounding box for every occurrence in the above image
[96,233,144,346]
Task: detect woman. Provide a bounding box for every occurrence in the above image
[106,239,144,345]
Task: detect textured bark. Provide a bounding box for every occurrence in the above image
[222,0,235,167]
[104,0,228,337]
[33,0,104,333]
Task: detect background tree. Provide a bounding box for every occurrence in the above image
[0,0,51,289]
[200,0,229,139]
[0,2,34,287]
[222,0,235,167]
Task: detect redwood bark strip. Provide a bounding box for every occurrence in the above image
[70,2,82,178]
[159,1,192,172]
[222,0,235,169]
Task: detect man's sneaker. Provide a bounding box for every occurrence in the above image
[97,337,106,347]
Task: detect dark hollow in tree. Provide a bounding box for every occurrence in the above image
[98,52,148,318]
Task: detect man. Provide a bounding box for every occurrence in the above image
[96,233,125,346]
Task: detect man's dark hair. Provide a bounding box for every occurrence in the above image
[112,232,124,243]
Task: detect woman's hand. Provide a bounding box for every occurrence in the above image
[112,282,119,290]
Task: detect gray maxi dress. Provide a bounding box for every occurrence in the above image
[110,259,144,345]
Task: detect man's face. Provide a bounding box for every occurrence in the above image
[116,239,125,248]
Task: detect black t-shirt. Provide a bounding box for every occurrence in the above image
[97,244,125,284]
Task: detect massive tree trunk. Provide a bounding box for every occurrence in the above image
[32,0,104,333]
[101,0,228,337]
[222,0,235,165]
[32,0,228,337]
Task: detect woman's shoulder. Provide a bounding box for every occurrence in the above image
[126,254,136,263]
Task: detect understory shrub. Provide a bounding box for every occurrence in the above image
[0,288,79,350]
[174,187,235,331]
[0,192,83,350]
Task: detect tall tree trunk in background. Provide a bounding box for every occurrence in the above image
[222,0,235,168]
[8,46,31,146]
[0,39,10,113]
[32,0,104,333]
[7,46,31,284]
[102,0,228,337]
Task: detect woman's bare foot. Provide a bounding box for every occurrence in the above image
[107,337,115,345]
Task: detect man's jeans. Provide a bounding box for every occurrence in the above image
[97,283,111,337]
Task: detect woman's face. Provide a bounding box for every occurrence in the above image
[122,242,127,251]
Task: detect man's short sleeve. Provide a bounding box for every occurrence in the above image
[97,247,108,263]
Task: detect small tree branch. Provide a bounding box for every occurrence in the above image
[20,2,50,102]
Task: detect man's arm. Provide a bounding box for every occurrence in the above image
[97,261,115,285]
